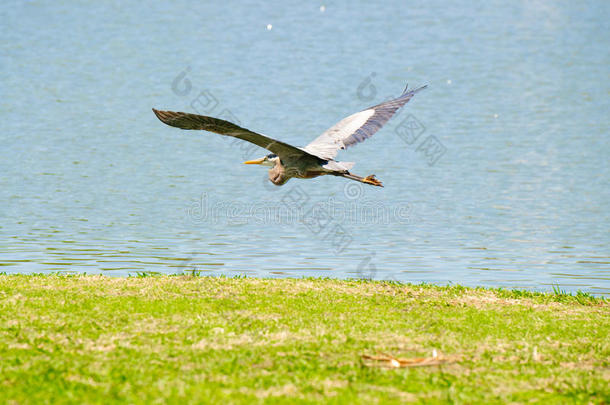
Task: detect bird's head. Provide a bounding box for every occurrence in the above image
[243,153,279,167]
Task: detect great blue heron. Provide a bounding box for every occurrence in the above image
[153,84,426,187]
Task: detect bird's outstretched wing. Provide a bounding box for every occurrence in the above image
[304,84,427,160]
[152,109,314,161]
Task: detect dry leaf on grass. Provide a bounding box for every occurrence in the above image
[361,351,457,368]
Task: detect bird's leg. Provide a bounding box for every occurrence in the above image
[340,172,383,187]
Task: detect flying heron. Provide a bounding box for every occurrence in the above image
[153,84,426,187]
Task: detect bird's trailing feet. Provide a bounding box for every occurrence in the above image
[341,172,384,187]
[362,175,383,187]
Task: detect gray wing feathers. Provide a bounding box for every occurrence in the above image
[152,109,313,160]
[304,84,427,159]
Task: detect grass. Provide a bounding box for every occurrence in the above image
[0,275,608,404]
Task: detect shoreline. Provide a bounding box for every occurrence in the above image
[3,272,608,300]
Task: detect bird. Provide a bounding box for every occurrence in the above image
[153,84,426,187]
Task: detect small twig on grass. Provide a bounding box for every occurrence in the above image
[361,351,457,368]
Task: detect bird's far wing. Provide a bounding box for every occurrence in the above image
[303,84,427,159]
[152,109,314,161]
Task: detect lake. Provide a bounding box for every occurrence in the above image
[1,1,609,295]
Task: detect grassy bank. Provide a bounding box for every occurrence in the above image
[0,275,608,404]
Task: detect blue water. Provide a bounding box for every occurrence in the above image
[1,1,609,295]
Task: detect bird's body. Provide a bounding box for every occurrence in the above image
[261,153,353,186]
[153,84,426,187]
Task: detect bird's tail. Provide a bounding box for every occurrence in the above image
[340,172,383,187]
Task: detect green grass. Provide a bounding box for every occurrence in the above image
[0,275,608,404]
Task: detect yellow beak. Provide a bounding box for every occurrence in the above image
[243,158,265,165]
